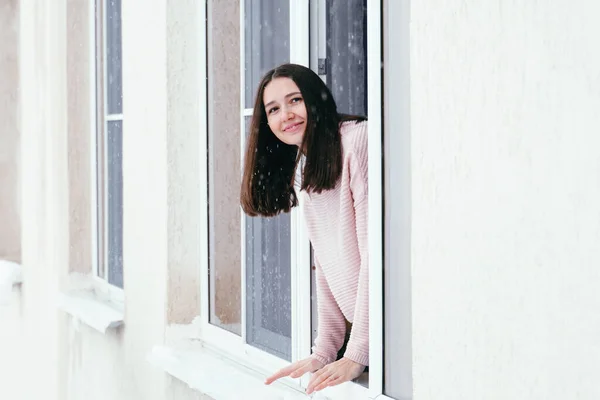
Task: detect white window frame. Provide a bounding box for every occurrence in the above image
[196,2,310,393]
[239,0,313,369]
[90,0,125,297]
[365,0,394,397]
[197,1,395,399]
[381,0,412,398]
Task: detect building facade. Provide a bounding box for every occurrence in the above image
[1,1,600,400]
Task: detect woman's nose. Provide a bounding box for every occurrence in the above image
[280,108,294,121]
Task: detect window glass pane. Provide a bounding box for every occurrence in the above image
[207,0,242,335]
[243,3,293,359]
[244,111,291,360]
[106,0,122,115]
[246,214,292,360]
[326,0,367,116]
[107,120,123,288]
[244,0,290,108]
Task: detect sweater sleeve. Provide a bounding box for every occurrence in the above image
[311,256,348,366]
[343,124,370,366]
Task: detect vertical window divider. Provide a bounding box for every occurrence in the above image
[289,0,310,65]
[289,0,312,375]
[239,0,248,345]
[101,0,110,282]
[95,0,108,280]
[291,201,312,364]
[90,0,101,280]
[311,0,328,81]
[367,0,384,397]
[198,0,210,331]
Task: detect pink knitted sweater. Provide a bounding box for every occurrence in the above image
[301,120,369,367]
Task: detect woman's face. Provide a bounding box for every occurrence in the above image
[263,77,307,147]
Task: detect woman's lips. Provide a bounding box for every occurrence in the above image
[284,121,304,132]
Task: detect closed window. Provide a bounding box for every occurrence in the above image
[94,0,124,288]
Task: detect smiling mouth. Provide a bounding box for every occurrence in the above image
[284,122,304,132]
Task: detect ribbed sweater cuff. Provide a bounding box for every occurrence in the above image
[310,351,333,367]
[343,348,369,367]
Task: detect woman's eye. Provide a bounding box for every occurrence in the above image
[268,107,278,114]
[291,97,302,104]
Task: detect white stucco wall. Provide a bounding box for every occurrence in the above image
[411,2,600,400]
[0,0,25,393]
[0,0,21,262]
[0,10,23,397]
[59,0,206,397]
[4,1,600,400]
[12,1,67,399]
[2,1,206,399]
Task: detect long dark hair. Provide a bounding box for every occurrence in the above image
[240,63,365,217]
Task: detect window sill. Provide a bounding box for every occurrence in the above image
[57,288,124,334]
[147,339,370,400]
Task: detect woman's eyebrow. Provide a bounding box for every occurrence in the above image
[264,91,302,109]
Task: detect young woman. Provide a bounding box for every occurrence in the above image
[240,63,368,395]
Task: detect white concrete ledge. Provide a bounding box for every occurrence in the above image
[0,260,22,305]
[147,342,328,400]
[57,289,124,334]
[148,340,370,400]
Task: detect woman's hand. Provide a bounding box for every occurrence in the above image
[264,357,325,385]
[306,357,365,394]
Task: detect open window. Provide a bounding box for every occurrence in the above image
[199,1,401,398]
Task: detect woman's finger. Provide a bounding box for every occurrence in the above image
[264,362,302,385]
[289,360,319,379]
[306,367,333,394]
[323,374,345,389]
[313,374,339,392]
[265,357,323,385]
